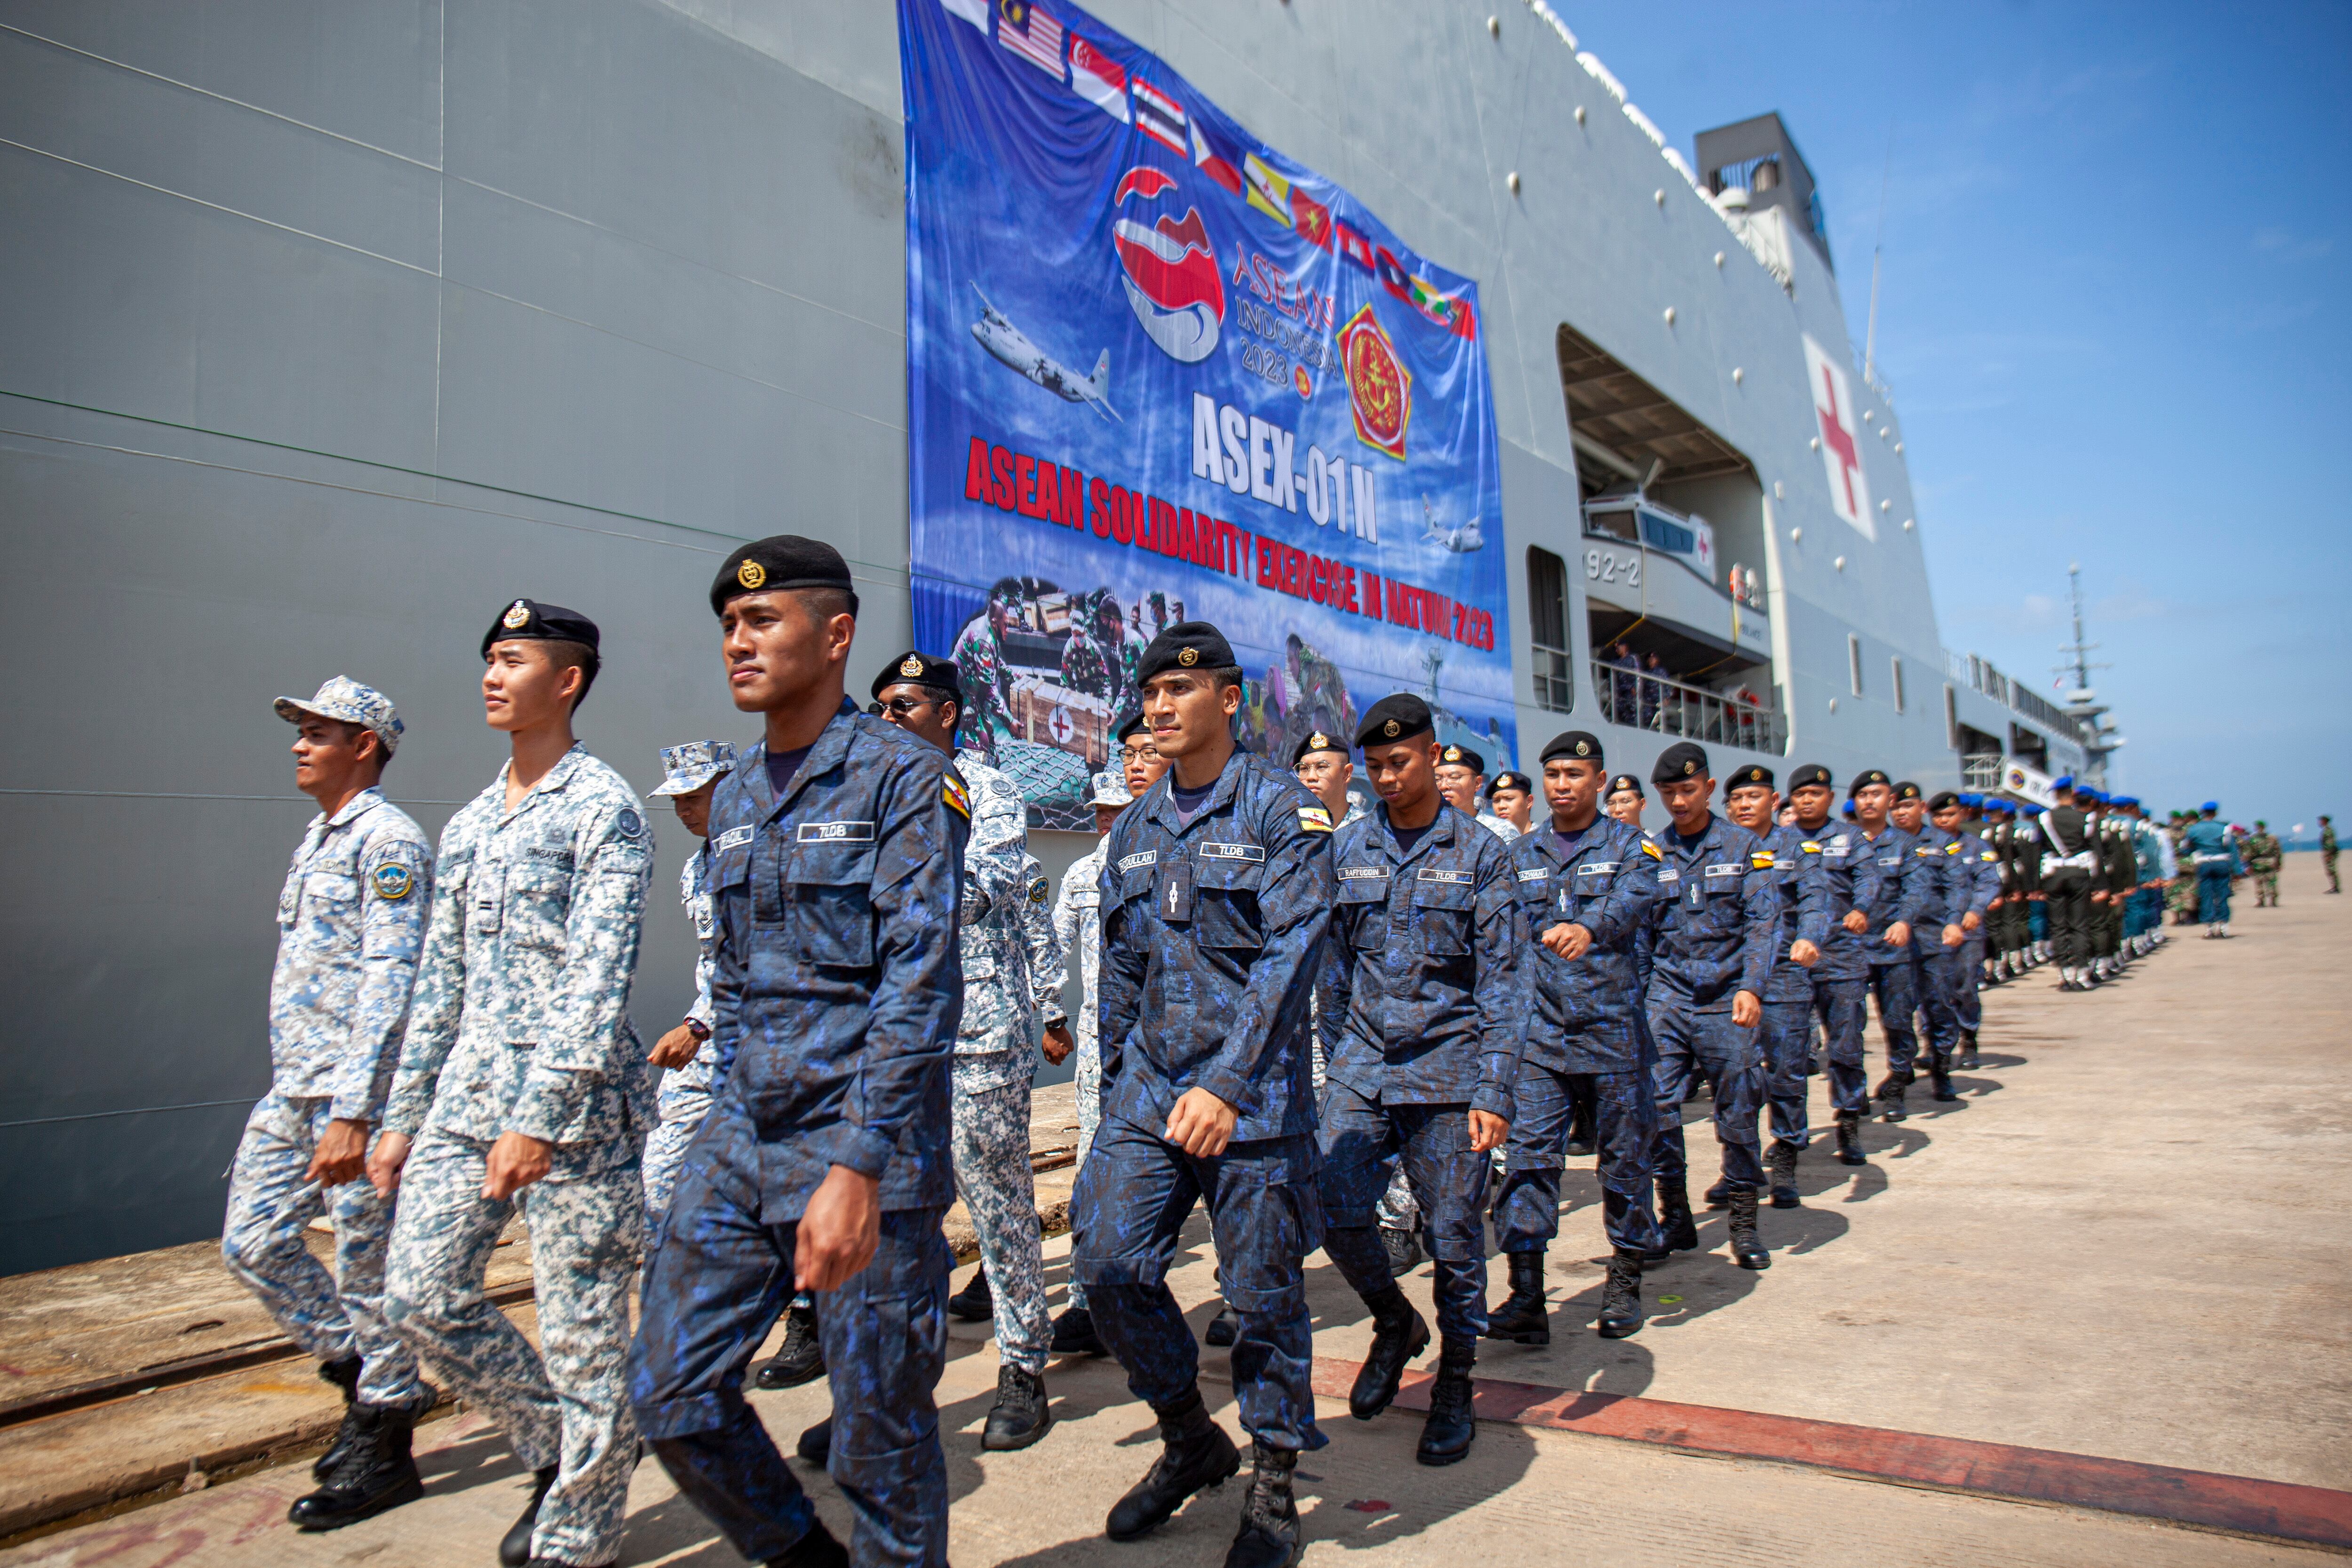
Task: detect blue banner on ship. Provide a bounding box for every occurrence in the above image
[901,0,1512,826]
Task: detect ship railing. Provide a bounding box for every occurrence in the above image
[1950,651,2085,740]
[1960,754,2004,791]
[1589,658,1787,756]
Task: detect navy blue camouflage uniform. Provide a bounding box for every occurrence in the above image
[1319,804,1525,1345]
[1953,828,2002,1034]
[1645,816,1779,1193]
[1801,824,1871,1116]
[1495,818,1665,1255]
[1071,748,1335,1453]
[1841,824,1930,1089]
[628,702,968,1568]
[1905,826,1970,1081]
[1756,823,1831,1150]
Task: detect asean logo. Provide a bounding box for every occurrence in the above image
[1112,168,1223,364]
[1338,304,1410,460]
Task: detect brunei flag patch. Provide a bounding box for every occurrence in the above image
[942,774,972,822]
[1298,805,1334,834]
[1750,851,1776,869]
[1641,839,1664,859]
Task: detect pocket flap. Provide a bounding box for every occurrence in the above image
[1195,856,1266,893]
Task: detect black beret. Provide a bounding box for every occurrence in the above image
[1928,789,1961,811]
[870,651,961,702]
[710,534,856,615]
[1849,767,1892,795]
[1115,710,1150,745]
[1135,620,1236,685]
[1605,773,1645,798]
[1541,730,1604,765]
[1489,771,1532,796]
[1651,741,1709,784]
[1356,693,1433,748]
[482,598,600,661]
[1437,743,1486,775]
[1724,764,1775,793]
[1291,730,1350,766]
[1893,780,1923,802]
[1788,763,1834,792]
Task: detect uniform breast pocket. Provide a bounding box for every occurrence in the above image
[1411,876,1475,956]
[1336,875,1389,952]
[466,863,504,939]
[1195,857,1266,951]
[506,862,573,951]
[300,870,359,933]
[789,844,877,970]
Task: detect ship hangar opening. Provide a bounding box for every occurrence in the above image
[1539,322,1783,755]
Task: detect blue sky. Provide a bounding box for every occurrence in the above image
[1572,1,2350,839]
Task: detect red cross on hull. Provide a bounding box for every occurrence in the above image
[1818,368,1862,517]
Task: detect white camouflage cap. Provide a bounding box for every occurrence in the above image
[273,676,403,755]
[1089,770,1133,808]
[652,740,739,796]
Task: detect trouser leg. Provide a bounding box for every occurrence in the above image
[1697,1016,1765,1191]
[1760,1000,1813,1148]
[1565,1073,1598,1147]
[1867,962,1920,1079]
[642,1061,714,1234]
[1493,1064,1569,1253]
[222,1092,429,1413]
[1069,1029,1101,1312]
[513,1161,645,1565]
[385,1133,563,1473]
[1589,1069,1661,1254]
[1645,1001,1700,1190]
[1072,1119,1207,1420]
[1374,1166,1421,1233]
[1915,950,1961,1072]
[952,1077,1049,1375]
[1318,1081,1406,1299]
[1813,980,1869,1114]
[1398,1106,1490,1343]
[1956,933,1986,1032]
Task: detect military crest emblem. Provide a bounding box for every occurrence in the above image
[737,558,766,589]
[501,600,531,630]
[1338,303,1411,460]
[1177,646,1198,666]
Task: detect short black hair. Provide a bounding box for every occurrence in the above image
[1206,664,1245,693]
[540,638,599,712]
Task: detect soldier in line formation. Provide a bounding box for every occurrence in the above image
[222,552,2195,1568]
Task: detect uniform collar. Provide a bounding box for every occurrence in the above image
[1536,814,1612,864]
[1371,799,1457,866]
[1663,811,1726,860]
[746,700,861,821]
[320,785,386,831]
[1143,747,1246,838]
[495,742,589,822]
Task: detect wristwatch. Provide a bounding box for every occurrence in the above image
[684,1018,711,1041]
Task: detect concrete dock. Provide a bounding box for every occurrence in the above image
[4,857,2346,1565]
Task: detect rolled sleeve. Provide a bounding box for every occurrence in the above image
[330,836,431,1122]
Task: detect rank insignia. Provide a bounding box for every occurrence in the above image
[501,599,531,630]
[371,862,413,901]
[737,559,766,589]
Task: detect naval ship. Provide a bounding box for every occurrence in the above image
[0,0,2098,1273]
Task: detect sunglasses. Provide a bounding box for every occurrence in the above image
[866,696,939,718]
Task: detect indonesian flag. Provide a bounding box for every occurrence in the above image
[996,0,1064,79]
[1133,79,1186,155]
[1069,35,1128,121]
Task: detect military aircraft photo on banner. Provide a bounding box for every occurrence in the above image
[1418,494,1485,554]
[969,282,1122,421]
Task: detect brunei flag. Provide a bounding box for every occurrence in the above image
[1242,152,1293,229]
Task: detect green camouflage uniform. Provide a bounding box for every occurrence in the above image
[2243,830,2283,907]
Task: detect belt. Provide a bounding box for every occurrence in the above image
[2047,851,2097,869]
[2194,852,2231,864]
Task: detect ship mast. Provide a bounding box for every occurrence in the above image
[2055,562,2123,787]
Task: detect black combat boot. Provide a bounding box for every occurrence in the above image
[287,1401,424,1530]
[311,1354,365,1482]
[1834,1109,1868,1166]
[1878,1073,1909,1122]
[1931,1066,1960,1103]
[1482,1251,1549,1345]
[1727,1190,1771,1270]
[1204,1303,1238,1347]
[764,1516,849,1568]
[1957,1030,1979,1070]
[1596,1249,1645,1338]
[1766,1141,1800,1210]
[1225,1439,1302,1568]
[1416,1342,1478,1466]
[1645,1178,1699,1262]
[946,1265,994,1322]
[1349,1287,1430,1419]
[1379,1225,1424,1277]
[795,1416,831,1465]
[754,1303,825,1389]
[1105,1387,1241,1541]
[983,1365,1052,1451]
[497,1465,558,1567]
[1049,1304,1104,1356]
[1702,1176,1732,1210]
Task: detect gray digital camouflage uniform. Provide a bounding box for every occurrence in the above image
[382,744,654,1568]
[222,785,433,1413]
[643,841,718,1226]
[1050,840,1108,1312]
[951,753,1055,1375]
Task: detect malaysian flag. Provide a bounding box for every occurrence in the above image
[1133,78,1187,156]
[997,0,1064,79]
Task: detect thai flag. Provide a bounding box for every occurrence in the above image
[1133,79,1187,156]
[997,0,1064,79]
[1069,35,1128,121]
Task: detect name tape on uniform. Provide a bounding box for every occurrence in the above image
[713,826,754,853]
[1515,867,1550,883]
[1117,850,1160,873]
[1705,863,1742,878]
[1340,866,1390,881]
[1573,861,1618,876]
[1198,841,1266,863]
[797,820,874,844]
[1416,868,1473,884]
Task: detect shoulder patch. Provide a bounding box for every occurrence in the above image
[942,774,972,821]
[1801,841,1823,853]
[1028,876,1049,905]
[1297,805,1334,833]
[615,807,645,839]
[1641,840,1664,860]
[370,862,413,902]
[1750,850,1776,868]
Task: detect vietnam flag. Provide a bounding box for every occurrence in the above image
[1290,187,1333,250]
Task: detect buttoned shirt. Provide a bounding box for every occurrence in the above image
[1322,804,1526,1117]
[1822,822,1930,972]
[1510,817,1661,1074]
[268,787,433,1122]
[953,752,1036,1063]
[1645,813,1779,1011]
[1908,823,1965,931]
[1097,748,1335,1142]
[1756,822,1831,1003]
[1051,842,1109,1052]
[2181,820,2239,874]
[386,746,655,1163]
[702,705,969,1218]
[1954,828,2002,920]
